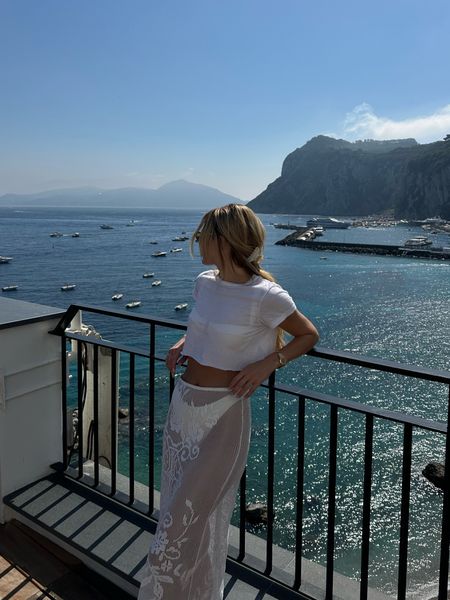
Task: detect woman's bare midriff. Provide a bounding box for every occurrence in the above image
[181,356,239,388]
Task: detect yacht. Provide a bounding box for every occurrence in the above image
[126,301,141,309]
[111,293,123,301]
[170,248,183,253]
[143,272,155,278]
[0,256,13,264]
[2,285,18,292]
[61,284,76,291]
[174,303,188,310]
[72,232,80,238]
[421,216,444,225]
[49,232,63,238]
[312,226,324,235]
[151,280,162,287]
[306,217,351,229]
[403,236,433,247]
[152,251,167,257]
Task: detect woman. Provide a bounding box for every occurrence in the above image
[138,204,319,600]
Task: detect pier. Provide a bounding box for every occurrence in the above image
[276,235,450,259]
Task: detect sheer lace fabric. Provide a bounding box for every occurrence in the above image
[138,377,251,600]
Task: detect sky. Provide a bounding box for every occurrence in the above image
[1,0,450,200]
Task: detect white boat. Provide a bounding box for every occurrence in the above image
[172,235,189,241]
[312,226,324,235]
[50,232,63,237]
[174,303,188,310]
[61,284,76,291]
[126,301,141,309]
[111,293,123,300]
[403,236,433,247]
[170,248,183,253]
[72,232,80,237]
[2,285,18,292]
[152,251,167,257]
[143,272,155,278]
[0,256,13,264]
[306,217,351,229]
[152,280,162,287]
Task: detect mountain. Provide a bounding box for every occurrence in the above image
[247,135,450,219]
[0,180,241,209]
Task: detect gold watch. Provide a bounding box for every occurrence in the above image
[276,351,287,368]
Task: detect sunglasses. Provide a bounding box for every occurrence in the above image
[194,225,220,241]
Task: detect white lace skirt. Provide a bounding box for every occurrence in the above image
[138,376,251,600]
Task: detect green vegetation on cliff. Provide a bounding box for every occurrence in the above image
[248,135,450,218]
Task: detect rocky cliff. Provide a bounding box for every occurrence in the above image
[248,135,450,218]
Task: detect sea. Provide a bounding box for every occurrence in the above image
[1,206,449,598]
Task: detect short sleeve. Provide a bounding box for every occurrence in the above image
[260,285,297,328]
[192,270,212,300]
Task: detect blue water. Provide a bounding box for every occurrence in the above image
[1,206,449,597]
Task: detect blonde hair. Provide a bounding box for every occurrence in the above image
[190,203,285,349]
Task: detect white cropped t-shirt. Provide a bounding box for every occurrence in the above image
[182,269,297,371]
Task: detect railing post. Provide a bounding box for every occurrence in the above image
[438,385,450,598]
[264,370,276,576]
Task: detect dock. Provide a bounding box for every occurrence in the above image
[275,235,450,260]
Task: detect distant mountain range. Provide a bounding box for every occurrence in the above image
[247,135,450,219]
[0,179,242,209]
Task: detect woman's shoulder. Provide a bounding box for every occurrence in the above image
[254,277,286,294]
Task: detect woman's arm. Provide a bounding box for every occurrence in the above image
[165,334,187,376]
[229,310,319,399]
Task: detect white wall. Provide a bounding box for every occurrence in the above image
[0,316,63,523]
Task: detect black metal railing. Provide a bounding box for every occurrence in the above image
[50,303,450,600]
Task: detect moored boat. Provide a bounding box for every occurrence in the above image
[126,300,141,308]
[403,236,433,247]
[61,284,76,291]
[143,272,155,278]
[174,303,188,310]
[306,217,351,229]
[112,293,123,300]
[152,251,167,257]
[0,256,13,264]
[151,280,162,286]
[2,285,18,292]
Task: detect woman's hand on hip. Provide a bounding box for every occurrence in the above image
[166,336,187,376]
[229,355,278,399]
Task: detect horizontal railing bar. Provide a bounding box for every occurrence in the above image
[309,346,450,384]
[48,303,188,335]
[64,332,152,359]
[271,381,447,433]
[50,305,450,384]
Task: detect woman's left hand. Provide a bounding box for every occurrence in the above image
[229,355,277,399]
